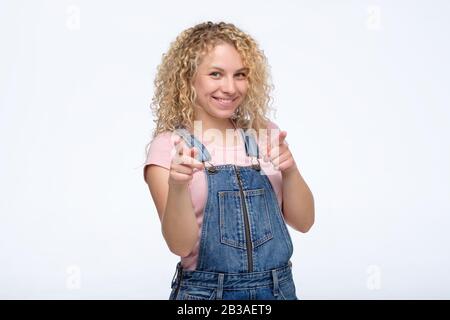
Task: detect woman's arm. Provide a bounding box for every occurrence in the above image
[145,138,204,257]
[266,130,315,233]
[146,166,199,257]
[281,165,315,233]
[163,180,200,256]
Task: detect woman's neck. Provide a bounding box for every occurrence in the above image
[189,117,236,134]
[189,117,240,147]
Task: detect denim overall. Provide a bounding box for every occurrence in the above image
[168,126,298,300]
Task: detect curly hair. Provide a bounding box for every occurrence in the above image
[147,21,275,145]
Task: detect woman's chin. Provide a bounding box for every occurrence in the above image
[208,106,237,118]
[213,110,237,119]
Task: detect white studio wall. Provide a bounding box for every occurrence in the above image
[0,0,449,299]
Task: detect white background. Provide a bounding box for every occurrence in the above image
[1,0,449,299]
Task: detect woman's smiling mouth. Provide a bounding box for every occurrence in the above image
[212,96,238,108]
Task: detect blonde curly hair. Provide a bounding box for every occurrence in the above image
[147,21,275,145]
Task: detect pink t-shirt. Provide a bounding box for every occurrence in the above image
[143,121,284,270]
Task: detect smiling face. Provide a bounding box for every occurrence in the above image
[192,42,249,127]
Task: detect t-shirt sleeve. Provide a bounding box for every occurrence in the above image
[143,131,174,181]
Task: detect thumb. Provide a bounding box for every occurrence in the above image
[191,147,199,160]
[189,147,205,170]
[279,131,287,144]
[173,135,182,146]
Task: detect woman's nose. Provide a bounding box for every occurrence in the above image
[220,76,236,94]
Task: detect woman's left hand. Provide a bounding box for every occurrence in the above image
[265,130,297,175]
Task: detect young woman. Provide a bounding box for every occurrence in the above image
[143,21,314,300]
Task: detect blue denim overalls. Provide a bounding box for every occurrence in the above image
[168,126,298,300]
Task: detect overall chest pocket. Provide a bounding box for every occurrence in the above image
[218,188,273,250]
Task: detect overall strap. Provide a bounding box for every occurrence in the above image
[173,128,212,162]
[174,125,260,161]
[238,128,260,159]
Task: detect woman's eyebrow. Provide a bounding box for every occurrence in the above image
[209,66,249,72]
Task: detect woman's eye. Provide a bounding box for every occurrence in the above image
[209,72,247,79]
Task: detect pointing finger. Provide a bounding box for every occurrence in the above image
[270,130,287,147]
[278,131,287,144]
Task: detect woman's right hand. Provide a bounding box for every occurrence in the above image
[168,135,205,186]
